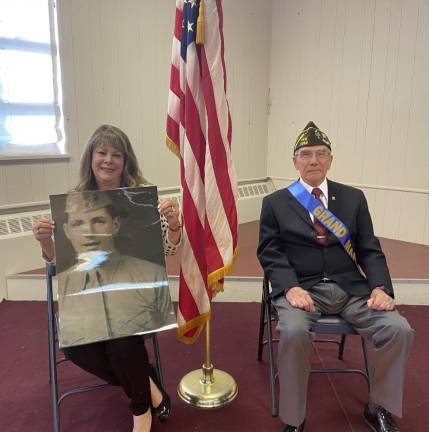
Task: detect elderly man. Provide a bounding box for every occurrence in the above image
[257,122,414,432]
[57,190,176,347]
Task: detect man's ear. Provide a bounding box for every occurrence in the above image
[327,155,333,170]
[113,217,121,235]
[292,155,298,170]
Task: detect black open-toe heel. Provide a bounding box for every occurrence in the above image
[148,364,171,421]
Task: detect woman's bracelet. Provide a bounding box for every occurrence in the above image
[169,224,182,232]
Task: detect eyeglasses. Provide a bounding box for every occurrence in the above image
[296,150,332,160]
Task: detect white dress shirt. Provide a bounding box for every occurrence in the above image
[299,177,328,221]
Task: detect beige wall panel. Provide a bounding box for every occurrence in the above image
[372,188,388,237]
[115,2,146,156]
[4,163,32,204]
[68,0,98,143]
[86,1,109,124]
[380,190,402,239]
[266,0,287,163]
[398,192,427,244]
[346,0,375,184]
[223,0,271,180]
[360,187,377,231]
[400,1,429,189]
[268,0,305,178]
[29,162,47,202]
[424,198,429,245]
[333,0,370,183]
[96,0,122,126]
[324,0,346,183]
[56,0,80,189]
[43,160,72,196]
[0,167,8,205]
[313,0,338,134]
[295,0,323,122]
[137,1,178,186]
[361,0,393,185]
[372,1,402,188]
[384,0,419,188]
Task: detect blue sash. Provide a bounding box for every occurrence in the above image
[287,181,357,265]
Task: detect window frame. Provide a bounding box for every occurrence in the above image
[0,0,67,161]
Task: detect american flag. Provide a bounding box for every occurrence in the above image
[166,0,238,344]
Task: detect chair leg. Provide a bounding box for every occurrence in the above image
[265,300,278,417]
[338,335,346,360]
[361,337,370,388]
[152,334,164,388]
[47,272,60,432]
[257,295,266,361]
[48,319,52,384]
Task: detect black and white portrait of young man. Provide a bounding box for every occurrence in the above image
[50,186,177,348]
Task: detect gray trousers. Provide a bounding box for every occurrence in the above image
[272,282,414,427]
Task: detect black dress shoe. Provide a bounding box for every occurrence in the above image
[281,420,305,432]
[363,404,400,432]
[148,365,171,421]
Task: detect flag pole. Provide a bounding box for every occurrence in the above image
[177,317,238,408]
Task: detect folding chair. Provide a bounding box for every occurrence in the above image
[257,273,369,417]
[46,263,164,431]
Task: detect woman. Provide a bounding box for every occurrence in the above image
[33,124,182,432]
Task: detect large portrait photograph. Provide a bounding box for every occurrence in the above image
[49,186,177,348]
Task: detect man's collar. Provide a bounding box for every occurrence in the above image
[299,177,328,198]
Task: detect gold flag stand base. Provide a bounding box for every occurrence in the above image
[177,319,238,408]
[177,363,238,408]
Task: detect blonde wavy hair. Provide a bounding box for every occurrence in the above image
[75,124,148,191]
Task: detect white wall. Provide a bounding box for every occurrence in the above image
[0,0,271,207]
[268,0,429,244]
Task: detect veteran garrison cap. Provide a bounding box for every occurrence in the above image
[65,191,112,214]
[293,121,332,154]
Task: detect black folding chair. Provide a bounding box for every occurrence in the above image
[257,273,369,417]
[46,263,164,431]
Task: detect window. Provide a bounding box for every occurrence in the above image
[0,0,65,158]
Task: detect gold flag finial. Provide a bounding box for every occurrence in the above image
[196,0,204,44]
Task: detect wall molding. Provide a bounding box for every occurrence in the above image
[270,176,429,195]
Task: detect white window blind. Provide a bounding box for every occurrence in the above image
[0,0,64,158]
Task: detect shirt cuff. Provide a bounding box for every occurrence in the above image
[42,250,56,265]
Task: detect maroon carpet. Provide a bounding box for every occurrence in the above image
[0,301,427,432]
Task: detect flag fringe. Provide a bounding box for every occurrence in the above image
[208,247,239,293]
[166,135,180,158]
[177,310,211,344]
[196,0,205,44]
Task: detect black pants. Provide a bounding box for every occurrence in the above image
[62,336,151,415]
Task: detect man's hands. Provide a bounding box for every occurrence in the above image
[286,286,316,312]
[286,286,395,313]
[367,287,395,311]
